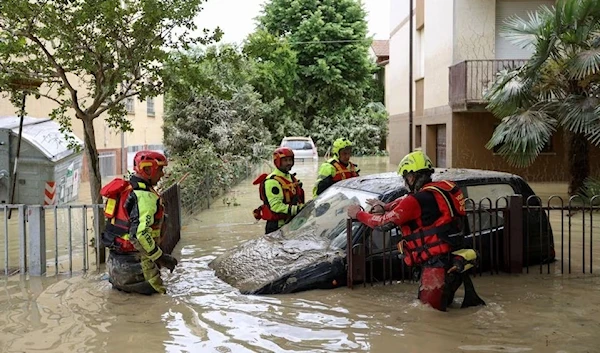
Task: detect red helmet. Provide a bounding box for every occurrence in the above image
[134,150,168,180]
[273,147,294,169]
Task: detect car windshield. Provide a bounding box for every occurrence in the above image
[282,140,313,150]
[280,185,380,249]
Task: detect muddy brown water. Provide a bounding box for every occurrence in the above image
[1,157,599,353]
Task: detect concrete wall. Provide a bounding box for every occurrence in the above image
[422,0,454,109]
[453,0,496,63]
[387,0,454,165]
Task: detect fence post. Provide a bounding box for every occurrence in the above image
[93,206,106,265]
[28,206,46,276]
[346,218,353,289]
[177,183,183,229]
[505,195,523,273]
[18,205,27,274]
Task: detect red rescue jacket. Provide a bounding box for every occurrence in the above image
[100,177,164,252]
[399,181,466,266]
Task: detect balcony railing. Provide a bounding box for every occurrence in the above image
[449,59,527,111]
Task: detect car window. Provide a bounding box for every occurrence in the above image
[282,140,313,150]
[280,186,379,249]
[465,183,514,233]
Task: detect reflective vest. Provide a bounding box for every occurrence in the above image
[330,159,359,182]
[398,181,466,266]
[100,178,164,252]
[252,173,305,222]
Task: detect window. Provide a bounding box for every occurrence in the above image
[127,145,144,153]
[125,97,134,114]
[147,97,155,117]
[415,125,422,149]
[465,183,515,233]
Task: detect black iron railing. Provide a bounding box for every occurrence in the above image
[346,194,600,289]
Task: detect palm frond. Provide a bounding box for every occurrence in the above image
[578,177,600,203]
[486,110,556,167]
[567,48,600,80]
[485,69,536,117]
[585,121,600,146]
[558,95,600,134]
[501,8,551,50]
[535,59,568,98]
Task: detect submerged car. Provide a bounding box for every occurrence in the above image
[209,169,556,295]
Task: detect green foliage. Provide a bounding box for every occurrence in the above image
[253,0,379,130]
[0,0,220,203]
[578,177,600,204]
[484,0,600,193]
[311,102,388,156]
[163,45,274,159]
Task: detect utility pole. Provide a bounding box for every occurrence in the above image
[408,0,414,153]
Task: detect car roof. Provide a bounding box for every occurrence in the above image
[282,136,312,140]
[336,168,526,196]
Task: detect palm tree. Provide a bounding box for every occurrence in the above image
[484,0,600,195]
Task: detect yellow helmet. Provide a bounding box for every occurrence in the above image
[397,150,434,177]
[332,138,353,157]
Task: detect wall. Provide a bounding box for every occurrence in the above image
[452,112,600,182]
[422,0,454,109]
[0,89,164,183]
[452,0,496,63]
[387,0,454,165]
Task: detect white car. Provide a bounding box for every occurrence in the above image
[280,136,318,161]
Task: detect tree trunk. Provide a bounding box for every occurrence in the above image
[82,116,103,205]
[567,132,590,195]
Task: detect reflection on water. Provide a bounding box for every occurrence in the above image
[0,157,599,353]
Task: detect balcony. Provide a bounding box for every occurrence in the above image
[449,59,527,112]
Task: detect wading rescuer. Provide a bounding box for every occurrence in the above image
[313,138,359,197]
[253,147,305,234]
[101,150,178,295]
[347,150,485,311]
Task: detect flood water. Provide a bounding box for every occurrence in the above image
[1,156,599,353]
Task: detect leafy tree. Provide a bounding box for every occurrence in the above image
[0,0,220,203]
[256,0,377,130]
[163,45,273,159]
[243,30,299,141]
[311,102,388,155]
[485,0,600,194]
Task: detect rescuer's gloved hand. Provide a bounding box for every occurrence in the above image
[156,253,178,273]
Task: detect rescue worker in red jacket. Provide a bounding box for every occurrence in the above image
[102,150,178,295]
[347,150,485,311]
[253,147,305,234]
[313,138,359,197]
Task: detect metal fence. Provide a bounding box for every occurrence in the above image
[346,194,600,289]
[0,182,182,276]
[177,158,257,221]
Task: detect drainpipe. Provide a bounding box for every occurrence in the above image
[408,0,414,153]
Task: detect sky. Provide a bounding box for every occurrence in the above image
[193,0,391,46]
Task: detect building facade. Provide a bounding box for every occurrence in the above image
[0,92,165,181]
[386,0,600,181]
